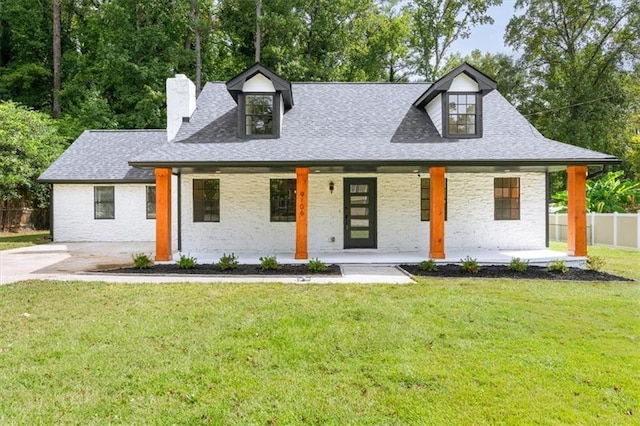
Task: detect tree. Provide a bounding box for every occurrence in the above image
[0,102,66,230]
[407,0,502,81]
[505,0,640,163]
[52,0,61,118]
[552,171,640,213]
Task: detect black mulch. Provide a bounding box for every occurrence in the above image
[399,264,633,282]
[103,263,342,276]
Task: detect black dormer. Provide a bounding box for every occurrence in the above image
[226,63,293,139]
[414,63,497,139]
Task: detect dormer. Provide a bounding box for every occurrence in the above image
[414,63,497,139]
[226,63,294,139]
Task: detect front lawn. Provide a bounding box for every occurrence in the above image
[1,279,638,424]
[550,241,640,281]
[0,231,49,251]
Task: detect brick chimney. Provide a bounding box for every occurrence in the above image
[166,74,196,141]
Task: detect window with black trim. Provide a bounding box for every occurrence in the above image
[420,178,447,221]
[193,179,220,222]
[270,179,296,222]
[94,186,114,219]
[243,94,276,137]
[146,186,156,219]
[494,177,520,220]
[446,93,479,137]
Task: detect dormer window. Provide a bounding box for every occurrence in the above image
[226,63,294,140]
[446,93,480,137]
[244,94,275,136]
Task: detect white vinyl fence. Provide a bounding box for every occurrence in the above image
[549,212,640,249]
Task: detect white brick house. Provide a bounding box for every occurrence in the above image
[40,63,619,261]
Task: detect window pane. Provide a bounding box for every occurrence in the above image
[193,179,220,222]
[351,230,369,239]
[349,184,369,193]
[351,219,369,227]
[350,195,368,205]
[270,179,296,222]
[94,186,114,219]
[494,177,520,221]
[146,186,156,219]
[351,207,368,216]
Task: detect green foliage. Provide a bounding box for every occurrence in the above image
[586,256,606,272]
[259,255,281,271]
[132,253,153,270]
[508,257,529,273]
[552,171,640,213]
[217,253,239,271]
[177,253,197,270]
[0,102,66,209]
[547,259,568,274]
[460,256,480,274]
[308,258,328,273]
[418,259,438,272]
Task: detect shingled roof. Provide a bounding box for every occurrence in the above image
[41,78,619,183]
[127,81,618,169]
[39,130,165,182]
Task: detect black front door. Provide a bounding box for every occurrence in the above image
[344,178,377,249]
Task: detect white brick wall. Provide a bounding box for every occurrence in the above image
[53,183,156,242]
[179,172,547,254]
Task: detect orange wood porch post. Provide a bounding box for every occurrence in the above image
[567,165,588,256]
[295,167,309,259]
[429,166,446,259]
[155,168,172,261]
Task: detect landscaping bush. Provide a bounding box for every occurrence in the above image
[217,253,239,271]
[259,255,281,271]
[177,253,197,269]
[508,257,529,273]
[418,259,438,272]
[132,253,153,269]
[547,259,568,274]
[308,258,328,273]
[460,256,480,274]
[586,255,606,272]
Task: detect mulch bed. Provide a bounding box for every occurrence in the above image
[103,263,342,276]
[399,264,633,282]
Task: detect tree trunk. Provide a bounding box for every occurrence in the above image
[255,0,262,63]
[191,0,201,96]
[52,0,61,118]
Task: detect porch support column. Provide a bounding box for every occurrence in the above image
[295,167,309,259]
[155,168,172,261]
[429,166,446,259]
[567,165,588,257]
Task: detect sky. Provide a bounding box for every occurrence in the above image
[450,1,519,56]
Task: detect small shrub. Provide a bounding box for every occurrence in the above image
[259,255,281,271]
[132,253,152,269]
[177,253,197,269]
[586,255,606,272]
[547,259,568,274]
[508,257,529,273]
[418,259,438,272]
[460,256,480,274]
[308,258,328,273]
[217,253,239,271]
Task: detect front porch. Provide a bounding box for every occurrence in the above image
[173,248,585,268]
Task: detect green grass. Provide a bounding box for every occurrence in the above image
[550,241,640,281]
[0,231,49,251]
[1,278,639,424]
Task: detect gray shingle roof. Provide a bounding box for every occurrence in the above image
[39,130,165,182]
[129,82,617,166]
[41,80,619,183]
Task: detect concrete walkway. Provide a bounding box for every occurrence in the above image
[0,243,414,285]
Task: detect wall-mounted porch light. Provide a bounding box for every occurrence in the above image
[329,181,334,193]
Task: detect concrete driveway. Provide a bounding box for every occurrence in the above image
[0,242,414,285]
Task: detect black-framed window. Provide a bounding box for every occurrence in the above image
[193,179,220,222]
[420,178,447,221]
[94,186,114,219]
[445,93,480,138]
[241,93,276,137]
[270,179,296,222]
[146,186,156,219]
[494,177,520,220]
